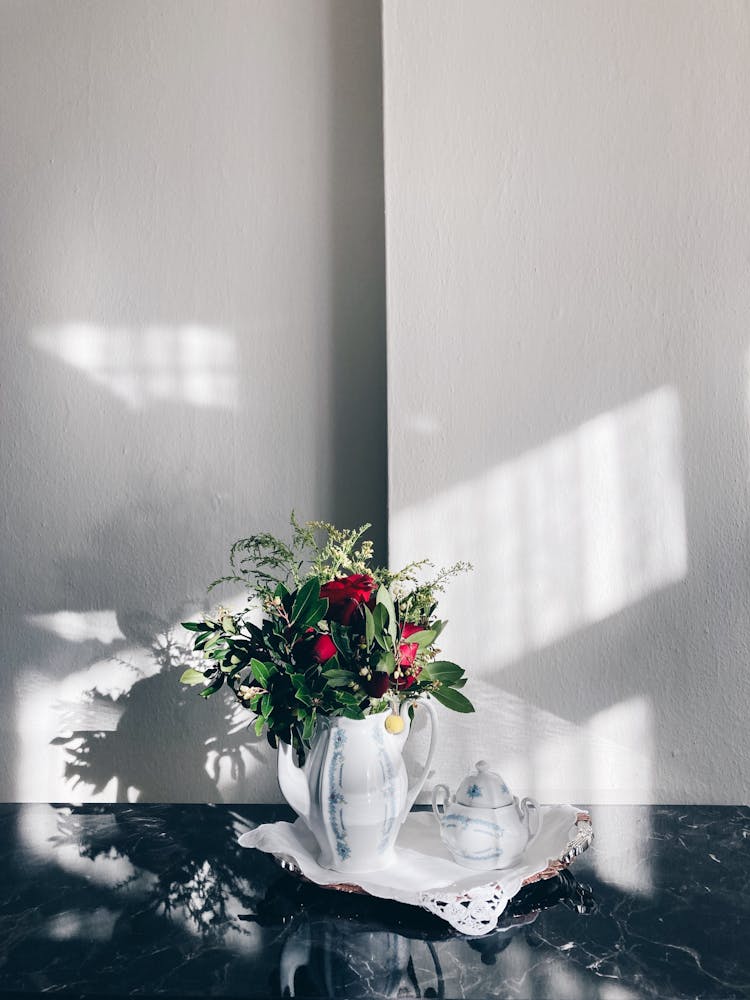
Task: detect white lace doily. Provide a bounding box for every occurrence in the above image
[239,806,593,936]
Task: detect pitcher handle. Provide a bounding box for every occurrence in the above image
[401,696,439,820]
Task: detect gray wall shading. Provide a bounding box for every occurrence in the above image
[0,0,386,802]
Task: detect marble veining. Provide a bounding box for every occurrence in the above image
[0,803,747,998]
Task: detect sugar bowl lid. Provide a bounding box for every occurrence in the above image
[455,761,514,808]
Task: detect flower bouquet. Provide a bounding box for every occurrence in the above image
[180,515,473,763]
[181,516,474,872]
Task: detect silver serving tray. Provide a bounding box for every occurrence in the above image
[240,805,593,936]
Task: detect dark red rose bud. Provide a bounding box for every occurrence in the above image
[297,628,337,667]
[309,633,336,664]
[364,671,390,698]
[398,622,421,667]
[320,574,376,625]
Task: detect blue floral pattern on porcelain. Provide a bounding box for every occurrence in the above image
[431,761,542,871]
[328,728,350,861]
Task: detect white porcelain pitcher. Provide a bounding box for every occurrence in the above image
[277,700,438,874]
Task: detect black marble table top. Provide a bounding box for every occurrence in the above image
[0,803,746,999]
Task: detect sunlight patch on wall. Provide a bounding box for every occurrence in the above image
[26,610,125,645]
[392,386,687,668]
[31,323,237,409]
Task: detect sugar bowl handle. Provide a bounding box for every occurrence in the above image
[431,783,451,822]
[519,796,541,846]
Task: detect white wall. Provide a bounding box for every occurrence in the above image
[0,0,386,802]
[4,1,748,809]
[384,1,750,804]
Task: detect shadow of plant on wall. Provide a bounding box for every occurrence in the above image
[48,612,267,803]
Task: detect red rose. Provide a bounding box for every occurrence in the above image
[309,633,336,664]
[398,622,421,668]
[297,629,337,667]
[320,574,376,626]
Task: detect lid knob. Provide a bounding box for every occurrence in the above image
[476,760,489,773]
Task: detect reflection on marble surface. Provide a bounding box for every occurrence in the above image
[0,804,747,998]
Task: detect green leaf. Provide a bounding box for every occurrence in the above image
[372,603,386,630]
[250,658,272,687]
[340,702,366,720]
[376,585,397,640]
[330,622,353,660]
[363,604,375,648]
[181,621,205,632]
[199,676,225,698]
[261,693,273,718]
[274,582,291,601]
[204,632,222,652]
[323,668,356,688]
[431,687,475,713]
[431,620,447,640]
[401,628,437,649]
[180,667,206,686]
[312,598,329,623]
[371,603,390,647]
[302,710,316,742]
[291,578,322,625]
[247,621,265,644]
[335,689,362,706]
[376,583,396,617]
[222,615,236,634]
[290,673,313,704]
[422,660,464,684]
[254,715,265,737]
[377,651,396,675]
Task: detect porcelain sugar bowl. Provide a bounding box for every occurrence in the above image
[431,761,541,870]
